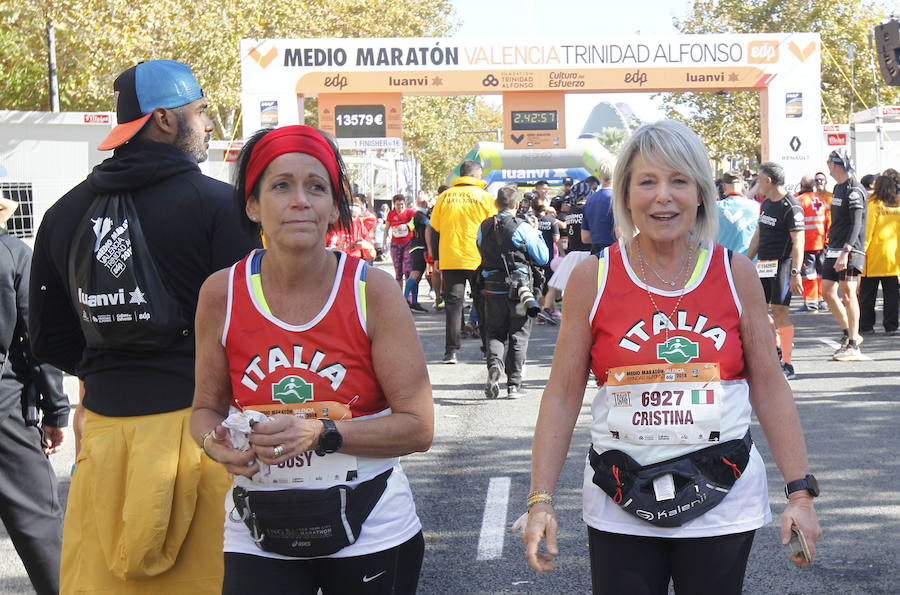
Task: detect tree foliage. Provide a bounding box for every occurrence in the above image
[402,95,502,191]
[0,0,456,139]
[660,0,900,167]
[593,127,628,156]
[0,0,506,192]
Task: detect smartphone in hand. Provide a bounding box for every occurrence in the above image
[789,527,811,564]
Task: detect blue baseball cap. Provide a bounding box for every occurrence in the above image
[98,59,204,150]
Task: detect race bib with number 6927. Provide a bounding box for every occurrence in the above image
[606,362,723,445]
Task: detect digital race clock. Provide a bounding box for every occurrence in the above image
[334,104,386,138]
[511,110,559,131]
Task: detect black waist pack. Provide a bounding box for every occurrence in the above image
[589,431,752,527]
[231,469,392,557]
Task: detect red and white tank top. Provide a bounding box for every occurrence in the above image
[223,249,387,417]
[590,240,745,383]
[583,240,770,538]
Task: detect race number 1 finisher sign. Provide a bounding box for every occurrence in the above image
[606,362,722,445]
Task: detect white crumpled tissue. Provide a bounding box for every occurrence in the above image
[222,409,272,476]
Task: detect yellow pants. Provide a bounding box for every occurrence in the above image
[61,408,229,594]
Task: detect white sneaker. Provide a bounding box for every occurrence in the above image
[833,344,863,361]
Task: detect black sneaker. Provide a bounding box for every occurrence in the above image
[859,328,875,335]
[485,366,501,399]
[409,302,429,313]
[442,352,458,364]
[781,361,795,380]
[507,385,526,399]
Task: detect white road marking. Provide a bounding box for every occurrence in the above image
[819,338,873,360]
[477,476,511,560]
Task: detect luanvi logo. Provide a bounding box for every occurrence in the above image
[249,46,278,68]
[788,41,816,62]
[78,287,125,307]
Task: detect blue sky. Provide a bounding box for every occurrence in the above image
[450,0,695,140]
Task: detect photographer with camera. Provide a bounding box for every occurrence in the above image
[477,185,549,399]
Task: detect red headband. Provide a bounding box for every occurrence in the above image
[244,125,341,201]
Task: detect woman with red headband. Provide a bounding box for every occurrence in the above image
[190,125,433,593]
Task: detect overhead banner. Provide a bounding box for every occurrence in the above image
[241,34,821,182]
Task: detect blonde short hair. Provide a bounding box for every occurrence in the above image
[612,120,718,244]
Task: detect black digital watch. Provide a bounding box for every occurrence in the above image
[315,418,342,456]
[785,474,819,498]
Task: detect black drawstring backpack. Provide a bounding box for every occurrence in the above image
[67,192,189,351]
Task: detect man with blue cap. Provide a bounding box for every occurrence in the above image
[29,59,258,593]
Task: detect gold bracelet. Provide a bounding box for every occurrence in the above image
[200,431,218,462]
[526,490,554,510]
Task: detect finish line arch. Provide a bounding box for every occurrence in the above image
[241,33,822,182]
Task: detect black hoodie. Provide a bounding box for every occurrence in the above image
[0,230,69,426]
[29,140,259,416]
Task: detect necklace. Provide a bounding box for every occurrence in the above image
[635,240,698,342]
[636,240,693,287]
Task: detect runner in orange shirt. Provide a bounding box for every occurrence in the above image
[796,176,828,311]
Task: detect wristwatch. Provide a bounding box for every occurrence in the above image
[790,268,801,276]
[843,246,852,253]
[315,418,342,456]
[785,474,819,498]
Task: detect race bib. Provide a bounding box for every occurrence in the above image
[391,224,410,237]
[606,363,722,445]
[245,401,358,487]
[755,259,778,278]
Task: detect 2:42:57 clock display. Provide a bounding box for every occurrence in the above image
[511,110,558,131]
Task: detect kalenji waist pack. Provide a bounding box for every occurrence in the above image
[589,431,752,527]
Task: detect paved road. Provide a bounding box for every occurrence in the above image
[413,300,899,594]
[1,278,897,594]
